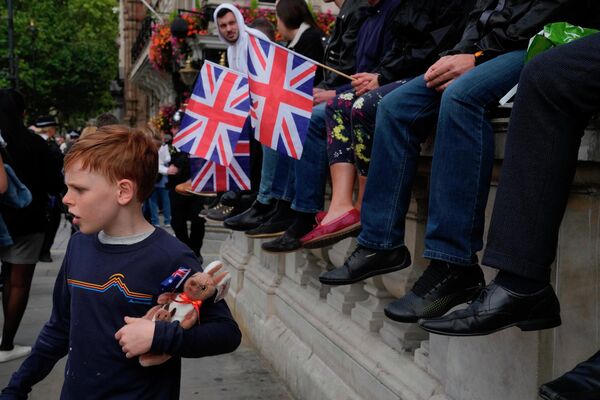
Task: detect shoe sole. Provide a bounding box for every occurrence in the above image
[261,246,301,254]
[319,255,412,286]
[384,285,483,323]
[223,223,262,232]
[186,190,217,197]
[203,216,226,225]
[420,316,562,337]
[245,231,286,239]
[302,223,362,249]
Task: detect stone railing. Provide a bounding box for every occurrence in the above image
[221,118,600,400]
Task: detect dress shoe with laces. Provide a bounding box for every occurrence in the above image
[224,201,277,231]
[539,350,600,400]
[319,245,411,285]
[384,261,485,323]
[418,282,561,336]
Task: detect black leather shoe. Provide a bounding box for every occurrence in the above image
[224,201,277,231]
[539,350,600,400]
[418,282,561,336]
[245,201,295,239]
[319,245,411,285]
[261,231,302,253]
[384,262,485,323]
[219,190,240,207]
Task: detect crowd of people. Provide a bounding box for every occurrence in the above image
[0,0,599,398]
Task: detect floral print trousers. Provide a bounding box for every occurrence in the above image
[325,79,409,176]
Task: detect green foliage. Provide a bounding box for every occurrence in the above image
[0,0,119,126]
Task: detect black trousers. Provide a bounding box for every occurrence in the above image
[483,33,600,282]
[169,190,205,257]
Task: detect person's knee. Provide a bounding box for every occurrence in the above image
[519,54,558,96]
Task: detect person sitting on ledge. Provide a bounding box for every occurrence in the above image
[299,0,473,250]
[413,30,600,400]
[318,0,598,328]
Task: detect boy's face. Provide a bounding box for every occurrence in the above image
[63,161,122,234]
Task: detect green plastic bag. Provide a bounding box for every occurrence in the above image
[526,22,599,63]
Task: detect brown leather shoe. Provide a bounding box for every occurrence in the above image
[175,181,193,196]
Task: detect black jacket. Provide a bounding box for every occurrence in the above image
[373,0,476,85]
[1,130,64,237]
[318,0,370,90]
[288,25,325,86]
[446,0,600,63]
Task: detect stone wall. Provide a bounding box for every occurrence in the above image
[221,118,600,400]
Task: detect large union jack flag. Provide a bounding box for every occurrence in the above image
[189,135,251,193]
[173,60,250,166]
[247,34,316,159]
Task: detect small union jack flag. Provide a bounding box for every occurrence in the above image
[189,130,251,193]
[173,60,250,166]
[247,33,316,159]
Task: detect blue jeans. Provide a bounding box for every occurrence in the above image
[270,103,328,213]
[359,51,525,265]
[149,187,171,226]
[257,145,279,205]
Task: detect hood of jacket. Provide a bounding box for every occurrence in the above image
[212,4,269,73]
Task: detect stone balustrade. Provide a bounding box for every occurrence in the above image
[221,117,600,400]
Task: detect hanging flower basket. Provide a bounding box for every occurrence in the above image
[150,105,180,136]
[149,11,209,72]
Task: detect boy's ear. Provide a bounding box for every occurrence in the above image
[116,179,136,205]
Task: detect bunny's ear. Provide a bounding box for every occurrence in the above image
[204,261,224,276]
[213,271,231,303]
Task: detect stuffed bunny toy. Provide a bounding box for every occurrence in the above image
[139,261,231,367]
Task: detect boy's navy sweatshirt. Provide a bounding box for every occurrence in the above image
[1,229,241,399]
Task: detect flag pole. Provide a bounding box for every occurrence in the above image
[311,60,356,81]
[248,32,356,82]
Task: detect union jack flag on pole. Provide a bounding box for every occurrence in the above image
[189,133,251,193]
[247,33,316,159]
[173,60,250,166]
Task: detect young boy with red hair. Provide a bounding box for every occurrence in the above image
[1,126,241,399]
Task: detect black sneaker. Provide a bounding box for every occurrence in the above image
[224,201,277,231]
[319,245,411,285]
[205,203,235,223]
[384,261,485,323]
[245,201,295,238]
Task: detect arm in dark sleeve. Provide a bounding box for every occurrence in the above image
[150,299,242,358]
[448,0,576,62]
[373,0,472,84]
[1,253,71,398]
[149,251,241,358]
[473,0,573,60]
[317,0,368,89]
[445,0,490,55]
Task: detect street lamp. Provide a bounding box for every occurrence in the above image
[178,58,199,87]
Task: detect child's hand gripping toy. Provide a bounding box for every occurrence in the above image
[139,261,231,367]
